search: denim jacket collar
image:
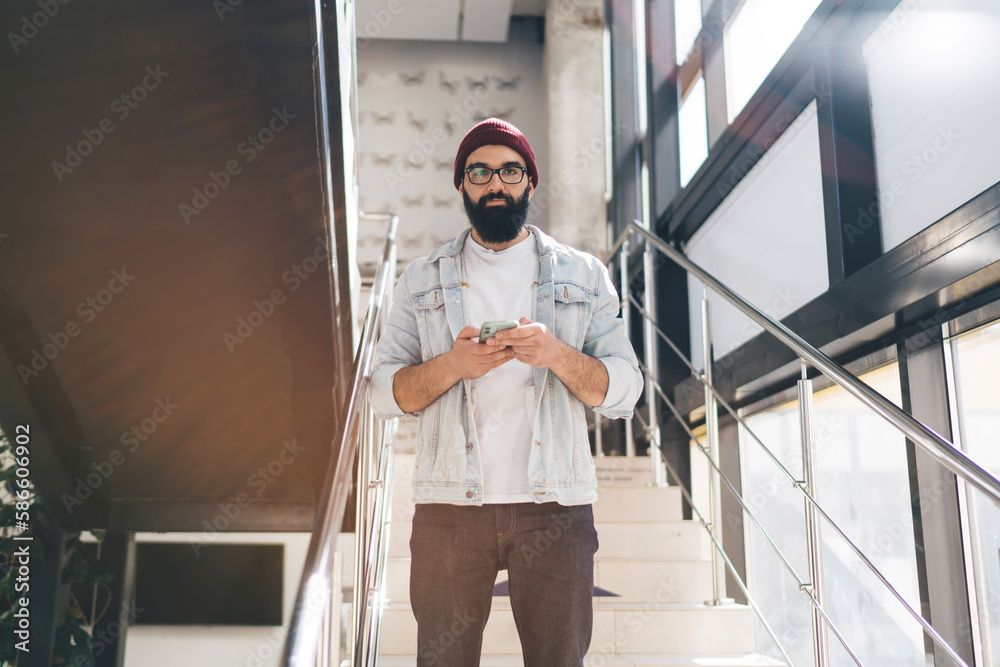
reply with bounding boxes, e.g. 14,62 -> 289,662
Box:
429,225 -> 560,350
425,224 -> 561,262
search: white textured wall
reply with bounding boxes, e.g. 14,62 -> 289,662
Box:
864,0 -> 1000,251
355,21 -> 546,271
686,101 -> 828,372
543,0 -> 608,256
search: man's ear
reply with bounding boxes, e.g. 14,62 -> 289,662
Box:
458,182 -> 464,197
527,182 -> 534,199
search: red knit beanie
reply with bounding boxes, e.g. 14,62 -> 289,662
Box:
453,118 -> 539,190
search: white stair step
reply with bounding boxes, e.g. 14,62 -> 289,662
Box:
595,558 -> 713,601
387,520 -> 411,558
378,599 -> 754,655
594,456 -> 654,487
594,486 -> 683,522
593,521 -> 708,558
383,557 -> 714,603
376,654 -> 784,666
387,519 -> 708,559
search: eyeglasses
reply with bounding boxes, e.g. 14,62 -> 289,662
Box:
464,165 -> 526,185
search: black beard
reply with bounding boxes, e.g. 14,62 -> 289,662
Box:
462,187 -> 531,244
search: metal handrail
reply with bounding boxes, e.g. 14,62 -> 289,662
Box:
281,214 -> 398,667
633,286 -> 979,665
613,220 -> 1000,505
633,298 -> 974,667
608,219 -> 995,666
637,355 -> 969,667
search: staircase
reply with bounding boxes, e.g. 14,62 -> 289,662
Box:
373,452 -> 784,666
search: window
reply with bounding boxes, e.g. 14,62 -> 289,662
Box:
684,101 -> 827,373
675,0 -> 703,64
864,0 -> 1000,250
678,76 -> 709,187
725,0 -> 823,122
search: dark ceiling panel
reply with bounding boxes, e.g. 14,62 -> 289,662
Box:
0,0 -> 349,528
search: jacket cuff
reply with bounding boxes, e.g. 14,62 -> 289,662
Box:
369,363 -> 407,418
596,356 -> 642,418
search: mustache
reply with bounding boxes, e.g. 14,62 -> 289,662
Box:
482,192 -> 512,205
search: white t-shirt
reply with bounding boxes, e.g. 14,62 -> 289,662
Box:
462,230 -> 538,503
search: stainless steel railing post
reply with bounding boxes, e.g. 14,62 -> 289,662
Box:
702,289 -> 731,605
799,360 -> 829,666
371,429 -> 394,663
331,551 -> 342,666
620,238 -> 636,458
643,239 -> 666,484
321,590 -> 333,667
350,412 -> 369,665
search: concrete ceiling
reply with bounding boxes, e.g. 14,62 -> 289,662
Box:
355,0 -> 545,43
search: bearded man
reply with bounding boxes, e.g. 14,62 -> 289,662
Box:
369,118 -> 642,666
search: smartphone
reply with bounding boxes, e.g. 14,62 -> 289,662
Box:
478,320 -> 518,344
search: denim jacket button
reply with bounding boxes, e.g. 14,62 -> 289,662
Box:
465,491 -> 474,499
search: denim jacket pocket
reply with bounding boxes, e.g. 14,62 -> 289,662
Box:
412,288 -> 448,360
553,281 -> 594,349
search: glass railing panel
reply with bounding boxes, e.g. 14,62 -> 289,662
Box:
949,318 -> 1000,664
812,362 -> 924,666
740,361 -> 926,666
741,398 -> 814,665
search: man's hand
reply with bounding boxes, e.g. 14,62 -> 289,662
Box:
487,317 -> 569,370
488,317 -> 610,407
445,325 -> 516,379
392,325 -> 514,413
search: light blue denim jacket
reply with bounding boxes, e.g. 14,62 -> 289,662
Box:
369,225 -> 642,506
